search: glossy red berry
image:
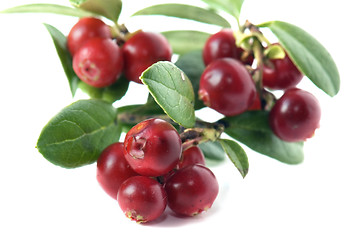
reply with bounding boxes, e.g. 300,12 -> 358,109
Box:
248,92 -> 262,111
262,45 -> 303,90
67,17 -> 111,56
96,142 -> 138,199
269,88 -> 321,142
179,146 -> 205,169
165,164 -> 219,216
73,38 -> 124,88
117,176 -> 167,223
203,29 -> 238,66
122,31 -> 172,84
199,58 -> 257,116
123,118 -> 182,176
203,29 -> 253,66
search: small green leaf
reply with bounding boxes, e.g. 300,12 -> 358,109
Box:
175,50 -> 205,110
219,139 -> 249,178
44,23 -> 79,97
162,30 -> 210,55
0,3 -> 94,17
70,0 -> 122,22
140,61 -> 195,128
201,0 -> 244,21
264,44 -> 285,59
223,111 -> 304,164
132,4 -> 230,28
198,141 -> 225,161
78,74 -> 129,103
259,21 -> 340,97
37,99 -> 121,168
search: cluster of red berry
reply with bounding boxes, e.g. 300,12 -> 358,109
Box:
67,17 -> 172,87
97,118 -> 219,223
66,16 -> 321,223
199,29 -> 321,142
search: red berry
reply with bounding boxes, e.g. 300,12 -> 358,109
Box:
117,176 -> 167,223
202,29 -> 253,66
165,164 -> 219,216
203,29 -> 238,66
96,142 -> 138,200
269,88 -> 321,142
199,58 -> 257,116
67,17 -> 111,56
73,38 -> 124,88
262,45 -> 303,90
248,92 -> 262,111
123,118 -> 182,176
122,31 -> 172,84
179,146 -> 205,169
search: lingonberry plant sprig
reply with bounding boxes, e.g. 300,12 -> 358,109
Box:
1,0 -> 340,223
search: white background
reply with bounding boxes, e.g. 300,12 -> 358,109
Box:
0,0 -> 360,239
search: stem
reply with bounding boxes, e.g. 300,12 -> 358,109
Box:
180,126 -> 224,151
111,23 -> 129,46
252,39 -> 264,94
117,112 -> 174,126
239,20 -> 277,110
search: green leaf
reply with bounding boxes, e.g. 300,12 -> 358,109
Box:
140,61 -> 196,128
198,141 -> 225,161
201,0 -> 244,21
259,21 -> 340,97
132,4 -> 230,28
44,23 -> 79,97
78,74 -> 129,103
116,102 -> 166,133
219,139 -> 249,178
37,99 -> 121,168
70,0 -> 122,22
0,3 -> 94,17
175,50 -> 205,110
264,44 -> 285,59
223,111 -> 304,164
162,30 -> 210,55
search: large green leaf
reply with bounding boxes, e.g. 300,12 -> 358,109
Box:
201,0 -> 244,21
132,4 -> 230,28
162,30 -> 210,55
223,111 -> 304,164
44,23 -> 79,97
175,50 -> 205,110
0,3 -> 94,17
37,99 -> 121,168
140,61 -> 195,128
259,21 -> 340,97
70,0 -> 122,22
219,139 -> 249,178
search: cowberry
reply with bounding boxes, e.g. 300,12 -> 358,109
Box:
269,88 -> 321,142
262,44 -> 303,90
96,142 -> 138,199
67,17 -> 111,56
178,146 -> 205,169
202,29 -> 253,66
199,58 -> 257,116
72,38 -> 124,88
165,164 -> 219,216
117,176 -> 167,223
122,31 -> 172,84
123,118 -> 182,176
248,92 -> 262,111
